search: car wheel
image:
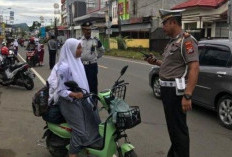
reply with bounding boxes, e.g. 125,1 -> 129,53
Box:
217,95 -> 232,130
152,76 -> 161,99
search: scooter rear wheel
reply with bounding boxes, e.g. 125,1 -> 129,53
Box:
46,132 -> 68,157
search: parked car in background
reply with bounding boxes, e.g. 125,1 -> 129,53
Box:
149,39 -> 232,129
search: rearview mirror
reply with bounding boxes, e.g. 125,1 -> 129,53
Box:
120,65 -> 128,76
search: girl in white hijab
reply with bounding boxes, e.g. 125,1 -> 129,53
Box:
56,38 -> 100,157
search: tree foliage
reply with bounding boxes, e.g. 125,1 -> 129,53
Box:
29,21 -> 41,32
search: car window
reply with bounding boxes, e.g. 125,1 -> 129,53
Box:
199,45 -> 231,67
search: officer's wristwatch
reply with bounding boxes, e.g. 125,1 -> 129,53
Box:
183,94 -> 192,100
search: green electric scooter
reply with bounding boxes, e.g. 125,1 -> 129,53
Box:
43,65 -> 141,157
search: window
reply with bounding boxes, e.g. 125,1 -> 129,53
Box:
199,45 -> 231,67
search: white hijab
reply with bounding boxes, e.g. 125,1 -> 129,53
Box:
57,38 -> 90,92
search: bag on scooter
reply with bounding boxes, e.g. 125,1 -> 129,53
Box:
32,82 -> 49,116
110,98 -> 141,129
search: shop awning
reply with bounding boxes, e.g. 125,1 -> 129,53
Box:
73,12 -> 105,24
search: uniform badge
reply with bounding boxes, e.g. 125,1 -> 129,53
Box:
185,41 -> 194,54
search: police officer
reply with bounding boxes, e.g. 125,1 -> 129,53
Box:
80,21 -> 105,95
146,9 -> 199,157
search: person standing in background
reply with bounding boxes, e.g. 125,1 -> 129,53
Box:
13,39 -> 19,56
48,35 -> 57,69
38,44 -> 45,66
80,21 -> 105,95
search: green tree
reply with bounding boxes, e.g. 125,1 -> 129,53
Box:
29,21 -> 41,32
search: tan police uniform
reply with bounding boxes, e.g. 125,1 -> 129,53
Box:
159,31 -> 199,81
158,9 -> 199,157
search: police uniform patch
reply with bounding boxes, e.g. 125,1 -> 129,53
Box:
185,41 -> 194,54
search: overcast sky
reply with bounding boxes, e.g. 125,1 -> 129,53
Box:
0,0 -> 61,26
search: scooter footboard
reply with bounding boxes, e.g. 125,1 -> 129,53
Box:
121,143 -> 135,157
47,122 -> 71,139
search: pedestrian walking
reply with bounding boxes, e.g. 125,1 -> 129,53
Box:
13,39 -> 19,56
48,35 -> 57,69
80,21 -> 105,95
145,9 -> 199,157
38,44 -> 45,66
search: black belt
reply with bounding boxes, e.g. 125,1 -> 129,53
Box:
159,79 -> 176,87
160,78 -> 175,81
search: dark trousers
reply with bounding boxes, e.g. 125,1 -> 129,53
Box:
161,87 -> 189,157
49,50 -> 56,69
84,63 -> 98,95
42,105 -> 65,124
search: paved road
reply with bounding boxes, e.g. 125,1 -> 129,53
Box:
0,45 -> 231,157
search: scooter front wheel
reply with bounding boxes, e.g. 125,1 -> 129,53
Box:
124,150 -> 137,157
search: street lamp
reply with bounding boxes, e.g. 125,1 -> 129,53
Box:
53,3 -> 60,39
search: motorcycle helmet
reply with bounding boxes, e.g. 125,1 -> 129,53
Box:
1,46 -> 9,55
2,42 -> 6,46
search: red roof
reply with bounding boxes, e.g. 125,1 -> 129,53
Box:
172,0 -> 227,10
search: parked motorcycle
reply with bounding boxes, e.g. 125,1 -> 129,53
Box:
26,49 -> 39,67
0,56 -> 35,90
43,65 -> 140,157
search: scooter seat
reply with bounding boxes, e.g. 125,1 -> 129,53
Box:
86,137 -> 104,150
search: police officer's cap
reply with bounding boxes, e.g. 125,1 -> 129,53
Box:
81,21 -> 93,29
159,9 -> 185,24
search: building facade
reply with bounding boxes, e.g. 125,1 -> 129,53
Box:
61,0 -> 228,50
173,0 -> 228,39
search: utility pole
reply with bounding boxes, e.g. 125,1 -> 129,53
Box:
228,0 -> 232,41
54,17 -> 58,39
